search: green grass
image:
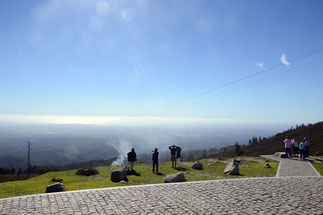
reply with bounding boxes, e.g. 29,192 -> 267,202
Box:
0,157 -> 278,199
312,163 -> 323,175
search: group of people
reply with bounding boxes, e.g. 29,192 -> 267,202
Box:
126,145 -> 183,173
168,145 -> 182,168
284,136 -> 310,160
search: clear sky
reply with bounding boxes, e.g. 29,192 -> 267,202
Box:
0,0 -> 323,125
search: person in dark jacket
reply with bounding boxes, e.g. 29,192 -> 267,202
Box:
176,146 -> 182,167
127,148 -> 137,170
169,145 -> 177,168
152,148 -> 159,173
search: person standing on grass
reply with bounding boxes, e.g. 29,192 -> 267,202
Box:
152,148 -> 159,173
299,141 -> 305,160
176,146 -> 182,168
169,145 -> 177,168
284,136 -> 292,159
292,139 -> 299,158
127,148 -> 137,170
304,137 -> 310,157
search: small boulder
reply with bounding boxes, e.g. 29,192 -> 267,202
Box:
274,152 -> 286,158
111,169 -> 128,182
46,182 -> 65,193
264,163 -> 272,168
192,161 -> 203,170
236,158 -> 245,163
224,159 -> 240,175
164,172 -> 186,183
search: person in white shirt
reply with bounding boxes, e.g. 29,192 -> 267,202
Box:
292,139 -> 299,158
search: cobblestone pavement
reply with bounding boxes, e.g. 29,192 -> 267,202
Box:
1,176 -> 323,215
260,155 -> 321,177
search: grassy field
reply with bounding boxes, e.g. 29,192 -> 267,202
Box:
0,157 -> 278,199
312,163 -> 323,175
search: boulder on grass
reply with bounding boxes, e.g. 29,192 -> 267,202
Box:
224,159 -> 239,175
192,161 -> 203,170
46,182 -> 65,193
76,168 -> 99,176
111,169 -> 128,182
164,172 -> 186,183
236,158 -> 245,163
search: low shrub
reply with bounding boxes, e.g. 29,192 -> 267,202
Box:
76,168 -> 99,176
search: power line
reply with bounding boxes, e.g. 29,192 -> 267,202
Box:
110,46 -> 323,126
151,56 -> 323,118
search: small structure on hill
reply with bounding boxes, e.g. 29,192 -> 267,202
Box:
192,160 -> 203,170
224,159 -> 240,175
164,172 -> 186,183
76,168 -> 99,176
46,182 -> 65,193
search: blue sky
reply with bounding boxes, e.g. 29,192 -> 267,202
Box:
0,0 -> 323,124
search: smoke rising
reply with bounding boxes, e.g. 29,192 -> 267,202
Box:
111,139 -> 132,165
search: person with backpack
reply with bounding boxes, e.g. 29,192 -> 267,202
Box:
127,148 -> 137,170
169,145 -> 177,168
152,148 -> 159,173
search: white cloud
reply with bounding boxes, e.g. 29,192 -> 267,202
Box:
281,53 -> 290,66
96,1 -> 110,16
120,9 -> 134,23
89,16 -> 104,31
255,62 -> 264,69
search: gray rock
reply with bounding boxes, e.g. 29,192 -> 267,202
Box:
192,162 -> 203,170
274,152 -> 286,158
237,158 -> 245,163
224,159 -> 240,175
111,169 -> 128,182
46,182 -> 65,193
164,172 -> 186,183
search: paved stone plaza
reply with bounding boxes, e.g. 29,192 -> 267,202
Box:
260,155 -> 321,177
0,157 -> 322,214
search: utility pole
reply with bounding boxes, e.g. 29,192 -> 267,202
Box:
26,141 -> 31,174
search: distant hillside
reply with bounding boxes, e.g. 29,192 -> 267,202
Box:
211,121 -> 323,158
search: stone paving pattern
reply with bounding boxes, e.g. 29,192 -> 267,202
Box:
1,176 -> 323,215
260,155 -> 320,177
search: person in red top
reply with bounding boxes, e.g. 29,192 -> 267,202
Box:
284,136 -> 292,159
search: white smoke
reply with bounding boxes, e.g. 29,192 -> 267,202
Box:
111,139 -> 132,165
